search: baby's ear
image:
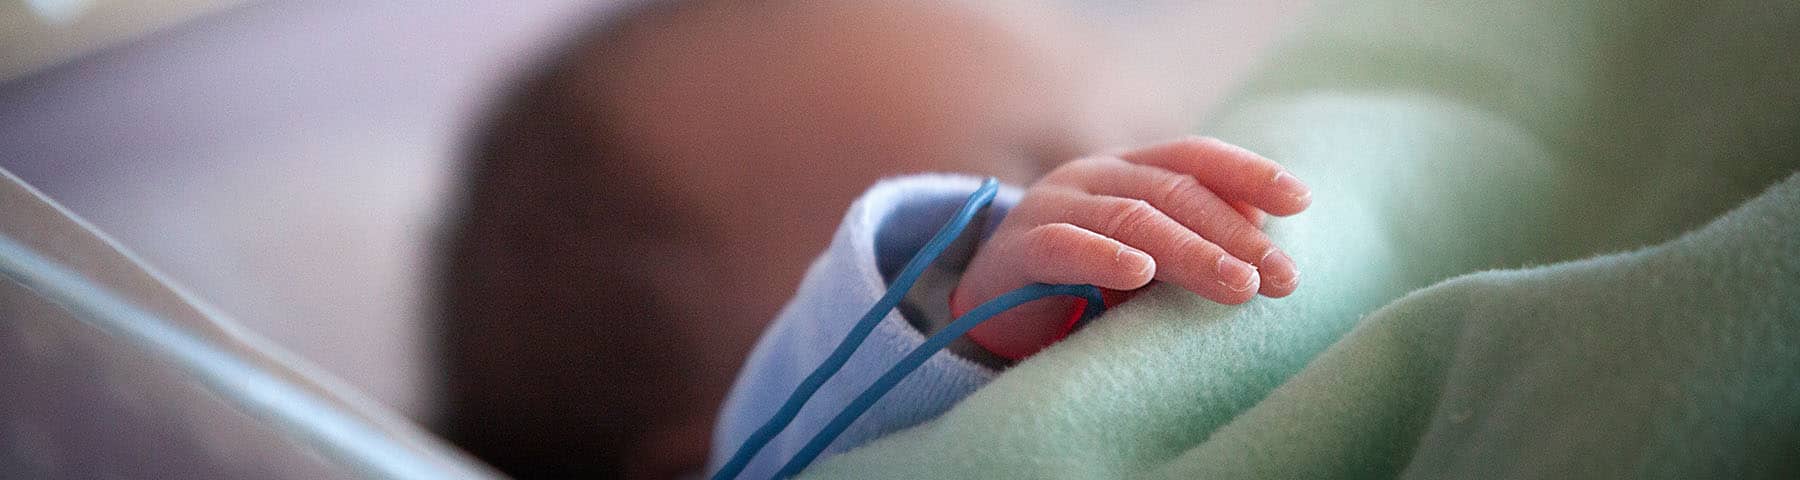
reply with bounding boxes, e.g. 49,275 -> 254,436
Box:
1229,200 -> 1265,227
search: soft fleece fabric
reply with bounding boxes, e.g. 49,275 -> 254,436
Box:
782,0 -> 1800,478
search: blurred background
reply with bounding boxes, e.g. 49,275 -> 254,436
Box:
0,0 -> 1303,477
2,0 -> 613,419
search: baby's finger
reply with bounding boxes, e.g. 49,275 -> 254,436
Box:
1230,200 -> 1265,228
1037,189 -> 1260,304
1050,157 -> 1266,227
1075,162 -> 1301,297
1119,136 -> 1312,216
1012,223 -> 1156,290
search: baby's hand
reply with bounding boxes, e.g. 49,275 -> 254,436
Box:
953,137 -> 1312,361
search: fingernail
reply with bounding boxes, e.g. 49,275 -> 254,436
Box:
1260,249 -> 1299,288
1275,270 -> 1299,288
1215,255 -> 1257,292
1118,248 -> 1154,276
1272,171 -> 1311,203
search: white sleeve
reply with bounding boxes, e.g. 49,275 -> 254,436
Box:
706,174 -> 1021,479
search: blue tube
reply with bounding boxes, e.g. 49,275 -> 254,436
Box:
774,282 -> 1103,478
710,178 -> 1003,480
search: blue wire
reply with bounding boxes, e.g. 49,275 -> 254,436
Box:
710,178 -> 1003,480
774,282 -> 1103,478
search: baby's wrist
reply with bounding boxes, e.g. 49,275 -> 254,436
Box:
954,286 -> 1137,362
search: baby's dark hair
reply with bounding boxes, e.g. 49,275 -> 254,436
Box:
432,2 -> 714,477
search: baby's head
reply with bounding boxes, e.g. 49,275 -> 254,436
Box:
437,1 -> 1190,476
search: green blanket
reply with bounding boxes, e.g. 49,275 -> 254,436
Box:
801,1 -> 1800,478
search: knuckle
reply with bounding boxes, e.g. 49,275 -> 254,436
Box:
1161,234 -> 1199,261
1160,236 -> 1224,288
1167,235 -> 1214,269
1152,174 -> 1206,209
1104,198 -> 1161,238
1041,162 -> 1084,185
1040,166 -> 1078,185
1021,224 -> 1073,258
1049,156 -> 1124,184
1219,220 -> 1269,254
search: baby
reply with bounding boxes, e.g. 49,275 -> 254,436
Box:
438,1 -> 1305,478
